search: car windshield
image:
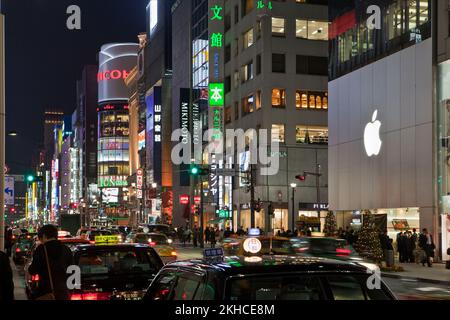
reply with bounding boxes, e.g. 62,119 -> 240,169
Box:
257,239 -> 296,255
148,226 -> 169,233
226,274 -> 391,300
135,234 -> 168,244
89,230 -> 112,237
78,249 -> 158,277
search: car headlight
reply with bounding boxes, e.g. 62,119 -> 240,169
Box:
167,239 -> 173,244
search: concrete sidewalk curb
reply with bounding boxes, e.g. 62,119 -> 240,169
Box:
381,272 -> 450,286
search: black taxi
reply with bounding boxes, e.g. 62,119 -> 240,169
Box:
143,248 -> 396,301
71,243 -> 164,300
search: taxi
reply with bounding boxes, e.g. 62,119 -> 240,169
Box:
70,242 -> 164,300
143,246 -> 396,301
125,232 -> 177,264
11,233 -> 36,264
222,229 -> 296,256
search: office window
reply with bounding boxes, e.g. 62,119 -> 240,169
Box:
256,54 -> 261,75
296,91 -> 328,110
225,76 -> 231,94
242,94 -> 254,116
272,124 -> 285,143
296,55 -> 327,75
234,38 -> 239,56
225,44 -> 231,63
243,28 -> 254,49
242,0 -> 254,17
234,5 -> 239,24
225,106 -> 232,124
241,61 -> 253,83
256,20 -> 262,39
272,54 -> 286,73
296,20 -> 308,38
235,102 -> 239,120
256,90 -> 262,110
307,21 -> 328,40
225,13 -> 231,32
272,89 -> 286,108
272,17 -> 285,36
234,71 -> 240,88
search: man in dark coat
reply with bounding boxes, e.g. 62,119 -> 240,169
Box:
28,225 -> 73,300
204,227 -> 210,245
0,250 -> 14,301
418,228 -> 435,267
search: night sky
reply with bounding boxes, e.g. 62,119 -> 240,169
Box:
2,0 -> 149,173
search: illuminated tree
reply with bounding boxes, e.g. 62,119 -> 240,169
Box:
323,211 -> 337,237
354,211 -> 383,263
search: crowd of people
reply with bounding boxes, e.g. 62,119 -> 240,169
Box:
396,228 -> 435,267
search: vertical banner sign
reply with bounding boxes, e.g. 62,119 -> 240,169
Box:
208,0 -> 225,206
137,169 -> 143,199
146,87 -> 162,185
180,89 -> 191,186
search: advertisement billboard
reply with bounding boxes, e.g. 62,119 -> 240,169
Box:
98,43 -> 139,103
102,188 -> 119,204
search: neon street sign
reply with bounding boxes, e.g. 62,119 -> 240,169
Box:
209,83 -> 224,106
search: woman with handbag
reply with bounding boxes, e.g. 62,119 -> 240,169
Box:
28,225 -> 74,300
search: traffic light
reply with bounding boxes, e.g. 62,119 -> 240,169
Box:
189,165 -> 209,176
295,174 -> 306,181
10,207 -> 16,213
26,175 -> 35,182
190,165 -> 200,175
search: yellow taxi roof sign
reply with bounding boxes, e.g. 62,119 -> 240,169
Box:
94,235 -> 120,245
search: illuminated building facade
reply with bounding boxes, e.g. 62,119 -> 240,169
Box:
97,43 -> 139,223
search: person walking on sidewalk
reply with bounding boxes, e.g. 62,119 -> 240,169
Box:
204,227 -> 210,245
210,227 -> 217,248
0,250 -> 14,301
193,226 -> 199,248
28,225 -> 74,300
418,228 -> 435,267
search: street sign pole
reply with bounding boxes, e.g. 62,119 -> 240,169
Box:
0,12 -> 5,251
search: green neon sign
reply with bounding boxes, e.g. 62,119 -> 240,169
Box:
209,83 -> 224,106
210,32 -> 223,48
211,5 -> 223,21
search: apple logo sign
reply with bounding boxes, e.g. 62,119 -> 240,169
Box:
364,110 -> 382,157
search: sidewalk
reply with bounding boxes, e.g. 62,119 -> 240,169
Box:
10,259 -> 28,300
382,262 -> 450,285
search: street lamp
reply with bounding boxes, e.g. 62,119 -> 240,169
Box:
290,183 -> 297,232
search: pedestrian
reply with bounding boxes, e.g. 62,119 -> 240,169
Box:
218,229 -> 224,244
5,227 -> 12,257
204,227 -> 210,245
223,227 -> 232,238
418,228 -> 435,267
28,224 -> 74,300
193,226 -> 199,248
0,250 -> 14,301
210,227 -> 217,248
396,232 -> 405,263
177,226 -> 184,243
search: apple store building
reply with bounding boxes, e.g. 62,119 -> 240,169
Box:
327,0 -> 449,259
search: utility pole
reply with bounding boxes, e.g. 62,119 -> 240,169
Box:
250,164 -> 255,228
0,11 -> 5,251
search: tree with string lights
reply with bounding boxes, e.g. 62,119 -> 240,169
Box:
354,210 -> 383,263
323,211 -> 337,237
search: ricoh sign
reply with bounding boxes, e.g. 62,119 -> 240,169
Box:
98,43 -> 139,103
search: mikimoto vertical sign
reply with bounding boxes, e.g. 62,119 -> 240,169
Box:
4,176 -> 14,206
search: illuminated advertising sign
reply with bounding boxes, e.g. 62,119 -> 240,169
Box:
138,130 -> 146,150
146,87 -> 162,184
194,195 -> 201,205
102,188 -> 119,204
148,0 -> 158,36
179,195 -> 189,205
98,43 -> 139,103
137,168 -> 144,190
208,83 -> 224,106
98,176 -> 128,188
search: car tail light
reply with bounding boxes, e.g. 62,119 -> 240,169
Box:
148,241 -> 156,246
15,248 -> 21,253
296,247 -> 309,252
70,292 -> 111,300
336,248 -> 351,256
31,274 -> 39,282
89,241 -> 95,244
171,251 -> 177,256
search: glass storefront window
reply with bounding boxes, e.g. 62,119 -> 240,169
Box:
272,209 -> 288,234
296,125 -> 328,144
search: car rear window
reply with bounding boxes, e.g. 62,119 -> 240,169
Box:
258,239 -> 296,255
77,249 -> 160,277
227,274 -> 324,300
